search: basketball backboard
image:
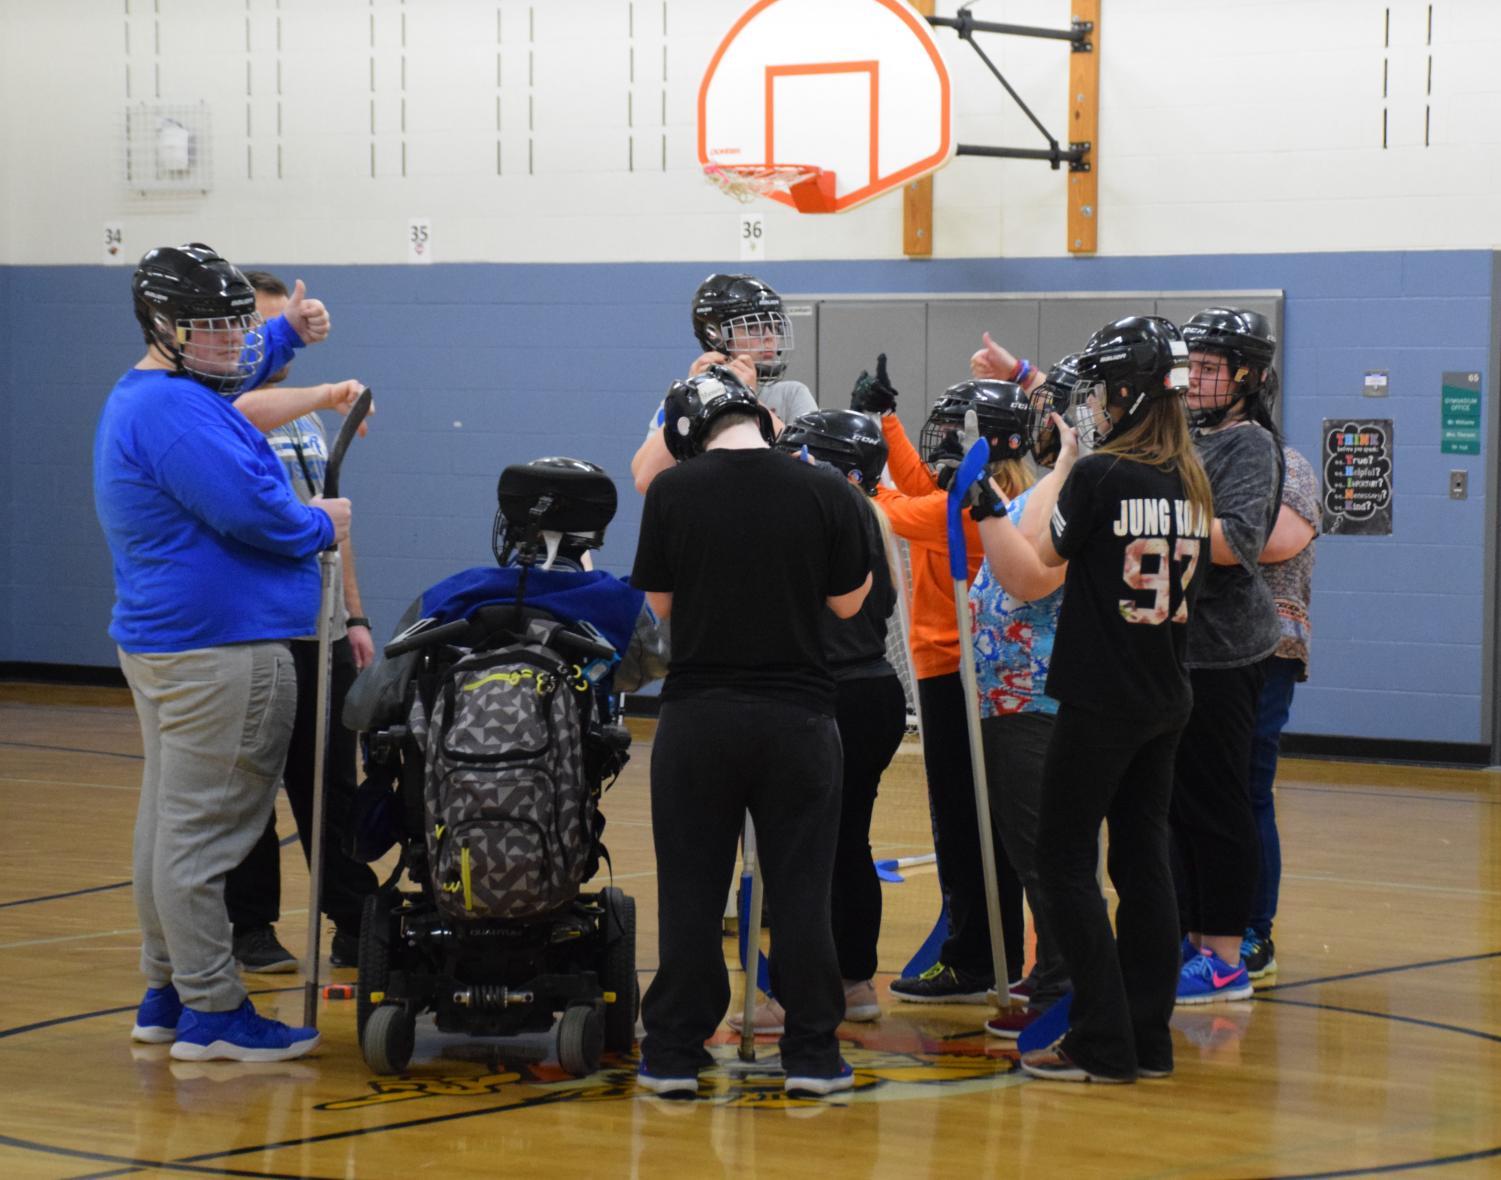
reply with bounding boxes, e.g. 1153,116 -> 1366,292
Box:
698,0 -> 955,214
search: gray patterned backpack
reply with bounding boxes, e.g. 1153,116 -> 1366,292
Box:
419,623 -> 597,921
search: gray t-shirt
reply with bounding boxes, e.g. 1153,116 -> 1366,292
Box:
647,379 -> 817,435
759,379 -> 818,425
1187,421 -> 1281,668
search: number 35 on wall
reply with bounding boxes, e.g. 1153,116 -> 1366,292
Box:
408,217 -> 433,265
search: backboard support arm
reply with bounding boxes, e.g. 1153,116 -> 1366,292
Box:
906,1 -> 1099,255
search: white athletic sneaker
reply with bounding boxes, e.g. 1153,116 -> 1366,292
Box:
726,996 -> 786,1035
842,979 -> 880,1022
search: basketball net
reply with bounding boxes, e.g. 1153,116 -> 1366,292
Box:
702,163 -> 837,214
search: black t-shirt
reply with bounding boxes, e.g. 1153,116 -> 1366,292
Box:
631,448 -> 871,714
1044,453 -> 1211,720
818,487 -> 896,682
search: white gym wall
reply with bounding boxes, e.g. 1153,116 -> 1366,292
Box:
3,0 -> 1500,265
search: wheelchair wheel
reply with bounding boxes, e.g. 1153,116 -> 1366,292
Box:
363,1004 -> 415,1075
598,887 -> 638,1054
556,1004 -> 604,1077
356,893 -> 391,1042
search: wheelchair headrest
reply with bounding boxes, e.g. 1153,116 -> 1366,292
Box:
497,458 -> 617,535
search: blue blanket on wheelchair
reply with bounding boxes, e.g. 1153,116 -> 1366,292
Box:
419,566 -> 644,658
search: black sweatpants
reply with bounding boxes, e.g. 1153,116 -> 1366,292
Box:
980,710 -> 1072,1007
829,674 -> 907,982
224,637 -> 378,936
1036,702 -> 1184,1079
916,673 -> 1025,981
1171,662 -> 1266,939
642,695 -> 844,1077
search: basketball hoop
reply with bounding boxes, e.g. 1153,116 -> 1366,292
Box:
703,162 -> 838,214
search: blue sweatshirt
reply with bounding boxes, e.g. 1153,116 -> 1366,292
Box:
93,320 -> 334,652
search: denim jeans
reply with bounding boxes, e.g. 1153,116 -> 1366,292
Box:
1247,657 -> 1300,938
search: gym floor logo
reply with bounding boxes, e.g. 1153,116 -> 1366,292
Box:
317,1039 -> 1024,1113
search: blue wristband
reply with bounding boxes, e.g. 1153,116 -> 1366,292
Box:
1014,359 -> 1033,385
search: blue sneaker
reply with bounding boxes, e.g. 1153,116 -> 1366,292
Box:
1176,948 -> 1252,1005
131,984 -> 182,1043
784,1059 -> 855,1097
1181,935 -> 1198,965
636,1062 -> 698,1098
169,999 -> 320,1062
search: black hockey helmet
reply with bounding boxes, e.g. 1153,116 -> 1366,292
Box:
774,409 -> 888,494
919,379 -> 1033,470
1027,354 -> 1082,467
1180,306 -> 1278,429
691,273 -> 793,380
493,456 -> 618,568
132,243 -> 265,395
661,365 -> 775,461
1071,316 -> 1189,448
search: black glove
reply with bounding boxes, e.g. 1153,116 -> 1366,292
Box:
851,353 -> 899,414
964,476 -> 1010,521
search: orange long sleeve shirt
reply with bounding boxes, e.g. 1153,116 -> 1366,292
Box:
874,414 -> 981,681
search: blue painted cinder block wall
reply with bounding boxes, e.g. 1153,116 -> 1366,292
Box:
2,251 -> 1489,745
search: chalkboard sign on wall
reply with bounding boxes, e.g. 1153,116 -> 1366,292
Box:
1321,419 -> 1393,536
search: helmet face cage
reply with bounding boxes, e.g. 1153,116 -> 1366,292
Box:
168,313 -> 266,394
722,310 -> 793,381
919,397 -> 970,468
1070,382 -> 1115,451
1027,380 -> 1071,467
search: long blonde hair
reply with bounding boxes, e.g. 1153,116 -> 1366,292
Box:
990,456 -> 1036,500
1096,396 -> 1214,529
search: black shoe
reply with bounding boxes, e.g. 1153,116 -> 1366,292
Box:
889,961 -> 992,1004
233,926 -> 298,974
329,928 -> 359,968
1240,929 -> 1277,979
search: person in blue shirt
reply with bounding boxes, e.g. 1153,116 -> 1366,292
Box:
95,243 -> 347,1063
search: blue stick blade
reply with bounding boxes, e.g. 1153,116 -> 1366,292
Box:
945,437 -> 990,579
901,900 -> 951,978
1017,991 -> 1072,1053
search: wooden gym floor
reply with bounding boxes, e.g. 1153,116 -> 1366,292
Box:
1,682 -> 1499,1179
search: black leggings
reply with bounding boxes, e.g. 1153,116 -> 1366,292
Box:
916,673 -> 1025,981
829,674 -> 908,981
1037,702 -> 1183,1079
1171,662 -> 1266,938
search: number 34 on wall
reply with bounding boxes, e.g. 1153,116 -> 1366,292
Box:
103,222 -> 125,266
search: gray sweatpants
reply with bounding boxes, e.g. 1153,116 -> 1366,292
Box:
120,642 -> 296,1011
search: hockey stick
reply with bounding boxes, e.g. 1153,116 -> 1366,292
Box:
882,520 -> 952,978
945,413 -> 1013,1009
737,813 -> 766,1062
873,852 -> 937,883
302,387 -> 374,1028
